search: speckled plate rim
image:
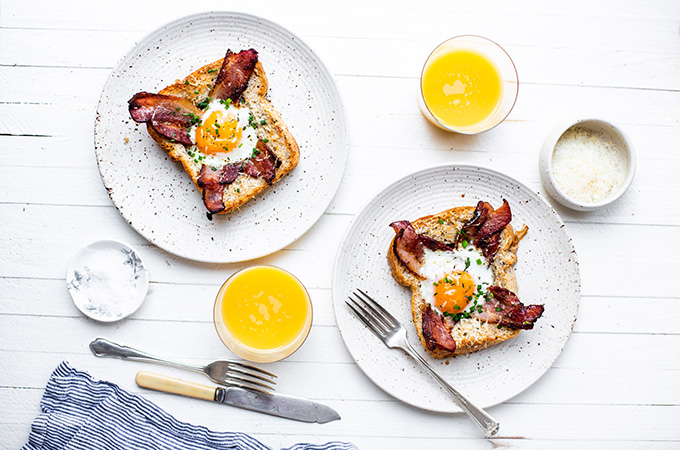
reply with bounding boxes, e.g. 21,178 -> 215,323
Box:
332,164 -> 581,413
94,11 -> 349,263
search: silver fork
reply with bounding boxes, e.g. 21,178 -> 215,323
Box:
346,289 -> 500,437
89,338 -> 276,395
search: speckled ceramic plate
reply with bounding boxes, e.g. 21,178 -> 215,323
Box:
95,12 -> 348,263
332,165 -> 580,413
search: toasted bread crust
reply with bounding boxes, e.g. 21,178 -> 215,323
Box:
388,206 -> 528,358
146,57 -> 299,214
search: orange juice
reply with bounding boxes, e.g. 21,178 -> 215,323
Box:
214,266 -> 312,362
421,48 -> 503,129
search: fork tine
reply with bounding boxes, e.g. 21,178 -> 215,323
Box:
350,292 -> 392,333
226,361 -> 277,379
356,289 -> 398,327
223,374 -> 275,392
222,380 -> 274,396
350,295 -> 391,336
225,364 -> 277,385
346,298 -> 387,338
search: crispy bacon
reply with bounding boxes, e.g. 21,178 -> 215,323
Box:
197,140 -> 279,219
197,164 -> 240,218
390,221 -> 425,276
211,49 -> 258,102
128,92 -> 199,145
389,221 -> 452,276
476,286 -> 544,330
243,141 -> 280,183
422,306 -> 457,352
458,200 -> 512,261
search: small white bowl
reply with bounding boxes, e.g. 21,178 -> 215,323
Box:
539,118 -> 636,211
66,240 -> 149,322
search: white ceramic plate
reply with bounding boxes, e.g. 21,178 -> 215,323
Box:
95,12 -> 348,263
332,165 -> 580,413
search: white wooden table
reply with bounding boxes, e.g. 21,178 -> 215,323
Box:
2,1 -> 679,448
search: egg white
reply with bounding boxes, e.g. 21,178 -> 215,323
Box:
188,99 -> 259,167
419,244 -> 493,315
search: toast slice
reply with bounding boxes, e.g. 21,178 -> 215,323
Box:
129,49 -> 299,218
388,201 -> 543,358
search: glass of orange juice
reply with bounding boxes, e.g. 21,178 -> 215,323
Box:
213,266 -> 312,363
419,35 -> 518,134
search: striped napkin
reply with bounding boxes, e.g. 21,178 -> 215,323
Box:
23,362 -> 356,450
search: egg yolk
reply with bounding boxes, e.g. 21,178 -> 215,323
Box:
195,109 -> 241,156
434,271 -> 475,314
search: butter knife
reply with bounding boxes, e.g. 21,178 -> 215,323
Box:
136,371 -> 340,423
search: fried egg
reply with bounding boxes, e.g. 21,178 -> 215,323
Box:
419,243 -> 493,317
188,99 -> 259,167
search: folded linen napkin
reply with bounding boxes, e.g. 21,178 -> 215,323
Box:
23,362 -> 356,450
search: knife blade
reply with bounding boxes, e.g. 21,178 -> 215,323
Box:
135,371 -> 340,424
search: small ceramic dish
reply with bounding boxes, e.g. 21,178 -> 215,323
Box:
539,118 -> 636,211
66,240 -> 149,322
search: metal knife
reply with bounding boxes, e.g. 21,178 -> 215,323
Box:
135,371 -> 340,424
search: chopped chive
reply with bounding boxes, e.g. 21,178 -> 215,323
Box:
184,80 -> 190,85
476,259 -> 482,265
262,138 -> 269,143
438,219 -> 444,224
260,119 -> 266,125
461,240 -> 468,248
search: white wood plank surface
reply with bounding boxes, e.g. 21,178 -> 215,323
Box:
1,0 -> 679,449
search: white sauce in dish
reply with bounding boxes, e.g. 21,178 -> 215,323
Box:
551,126 -> 627,204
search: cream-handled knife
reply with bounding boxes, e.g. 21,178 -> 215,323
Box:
135,371 -> 340,423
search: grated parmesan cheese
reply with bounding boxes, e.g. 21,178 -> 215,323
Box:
551,126 -> 626,204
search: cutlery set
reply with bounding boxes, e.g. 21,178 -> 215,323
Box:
89,338 -> 339,424
91,287 -> 499,435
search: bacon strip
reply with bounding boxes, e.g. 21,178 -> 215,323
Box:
211,49 -> 259,102
458,200 -> 512,261
243,141 -> 280,183
422,306 -> 457,352
476,286 -> 545,330
389,221 -> 452,276
128,92 -> 200,145
197,164 -> 240,217
197,141 -> 279,218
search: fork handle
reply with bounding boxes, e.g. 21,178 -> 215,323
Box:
403,343 -> 500,437
89,338 -> 200,372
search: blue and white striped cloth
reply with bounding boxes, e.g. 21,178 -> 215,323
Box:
23,362 -> 357,450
